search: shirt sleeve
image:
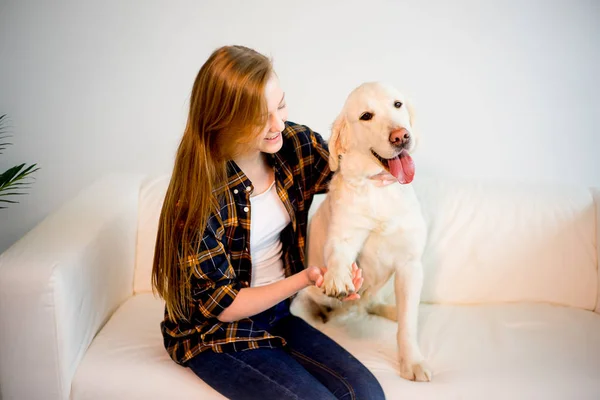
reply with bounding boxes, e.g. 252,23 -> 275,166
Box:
307,127 -> 333,195
186,223 -> 241,320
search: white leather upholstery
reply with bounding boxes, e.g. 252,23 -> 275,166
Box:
71,294 -> 224,400
1,172 -> 599,399
0,173 -> 145,400
71,293 -> 600,400
134,173 -> 170,294
413,178 -> 597,308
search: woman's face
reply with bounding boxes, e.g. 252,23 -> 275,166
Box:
253,74 -> 288,155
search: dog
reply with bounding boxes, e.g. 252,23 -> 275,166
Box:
302,81 -> 431,382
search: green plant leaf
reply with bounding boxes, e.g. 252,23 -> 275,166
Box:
0,192 -> 30,197
0,163 -> 40,204
0,198 -> 19,210
0,113 -> 11,154
0,136 -> 11,154
0,114 -> 40,209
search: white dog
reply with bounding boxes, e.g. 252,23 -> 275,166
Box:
303,82 -> 431,382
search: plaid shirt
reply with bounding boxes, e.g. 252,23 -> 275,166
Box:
161,121 -> 332,365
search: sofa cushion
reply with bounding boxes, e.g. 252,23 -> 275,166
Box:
412,177 -> 597,308
71,293 -> 600,399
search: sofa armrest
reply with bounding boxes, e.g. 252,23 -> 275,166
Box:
0,172 -> 146,400
593,188 -> 600,315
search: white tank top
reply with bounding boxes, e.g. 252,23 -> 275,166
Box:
249,180 -> 290,287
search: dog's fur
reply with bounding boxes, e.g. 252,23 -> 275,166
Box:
303,82 -> 431,381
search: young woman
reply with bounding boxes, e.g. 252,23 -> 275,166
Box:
152,45 -> 388,399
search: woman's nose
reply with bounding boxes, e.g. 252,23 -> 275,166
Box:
270,114 -> 285,132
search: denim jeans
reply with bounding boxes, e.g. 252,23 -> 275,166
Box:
187,300 -> 386,400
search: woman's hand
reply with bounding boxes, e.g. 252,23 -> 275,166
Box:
305,262 -> 364,301
369,170 -> 397,187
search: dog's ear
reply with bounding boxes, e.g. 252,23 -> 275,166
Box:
328,114 -> 348,171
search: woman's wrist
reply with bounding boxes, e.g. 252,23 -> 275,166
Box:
289,268 -> 311,290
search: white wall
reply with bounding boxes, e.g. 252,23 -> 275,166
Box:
0,0 -> 599,253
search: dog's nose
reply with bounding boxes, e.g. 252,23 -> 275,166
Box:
390,128 -> 410,145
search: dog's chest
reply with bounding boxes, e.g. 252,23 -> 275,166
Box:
361,185 -> 419,233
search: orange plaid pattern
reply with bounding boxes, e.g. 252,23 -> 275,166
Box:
161,121 -> 332,365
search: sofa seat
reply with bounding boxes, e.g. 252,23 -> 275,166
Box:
71,293 -> 600,400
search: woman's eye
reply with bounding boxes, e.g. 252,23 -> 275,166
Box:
360,112 -> 373,121
394,101 -> 403,108
278,103 -> 287,110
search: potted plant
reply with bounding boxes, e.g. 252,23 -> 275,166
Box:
0,114 -> 39,209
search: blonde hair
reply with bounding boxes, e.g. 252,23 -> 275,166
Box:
152,45 -> 273,321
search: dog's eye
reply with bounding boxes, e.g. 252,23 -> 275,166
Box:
359,112 -> 373,121
394,101 -> 403,109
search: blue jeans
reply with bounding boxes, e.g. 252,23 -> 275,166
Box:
187,300 -> 386,399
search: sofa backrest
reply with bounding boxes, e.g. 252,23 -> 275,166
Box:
134,174 -> 170,294
134,174 -> 599,310
412,177 -> 597,309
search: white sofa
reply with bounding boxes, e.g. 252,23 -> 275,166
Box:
1,172 -> 599,400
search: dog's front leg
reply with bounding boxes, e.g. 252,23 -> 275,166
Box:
322,227 -> 369,299
395,261 -> 431,382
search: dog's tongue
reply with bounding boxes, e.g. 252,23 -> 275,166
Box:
388,150 -> 415,184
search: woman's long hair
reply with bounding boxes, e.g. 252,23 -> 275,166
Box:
152,45 -> 272,322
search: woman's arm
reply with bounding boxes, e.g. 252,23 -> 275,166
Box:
217,264 -> 363,322
217,269 -> 310,322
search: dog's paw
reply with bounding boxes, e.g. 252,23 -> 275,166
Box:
322,269 -> 355,299
399,358 -> 431,382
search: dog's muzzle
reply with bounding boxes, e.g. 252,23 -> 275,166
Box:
389,128 -> 411,149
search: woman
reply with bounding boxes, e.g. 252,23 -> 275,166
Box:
152,45 -> 388,399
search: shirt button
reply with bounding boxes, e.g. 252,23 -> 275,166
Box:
246,186 -> 252,192
243,206 -> 249,212
233,189 -> 239,194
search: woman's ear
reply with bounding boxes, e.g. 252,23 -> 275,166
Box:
328,114 -> 348,171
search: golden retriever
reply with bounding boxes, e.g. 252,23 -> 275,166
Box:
303,82 -> 431,382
